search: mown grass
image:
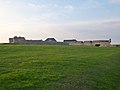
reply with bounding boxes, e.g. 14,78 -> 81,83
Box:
0,45 -> 120,90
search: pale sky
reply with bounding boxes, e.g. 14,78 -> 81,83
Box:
0,0 -> 120,43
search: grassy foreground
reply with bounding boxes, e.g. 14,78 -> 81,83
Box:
0,45 -> 120,90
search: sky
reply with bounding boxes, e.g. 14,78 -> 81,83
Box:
0,0 -> 120,43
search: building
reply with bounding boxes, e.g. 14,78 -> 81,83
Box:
84,41 -> 93,46
69,39 -> 111,46
64,39 -> 77,44
64,39 -> 111,46
111,44 -> 120,47
9,36 -> 43,44
9,36 -> 111,46
9,36 -> 66,45
69,41 -> 84,46
45,38 -> 57,42
9,36 -> 26,43
92,40 -> 111,46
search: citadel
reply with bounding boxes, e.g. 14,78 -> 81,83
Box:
9,36 -> 111,46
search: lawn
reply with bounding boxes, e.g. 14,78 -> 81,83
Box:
0,45 -> 120,90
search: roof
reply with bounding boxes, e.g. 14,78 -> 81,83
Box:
93,40 -> 110,42
70,41 -> 84,44
84,41 -> 92,42
45,38 -> 57,42
13,36 -> 25,40
64,39 -> 77,42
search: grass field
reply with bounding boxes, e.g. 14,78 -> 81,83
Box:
0,45 -> 120,90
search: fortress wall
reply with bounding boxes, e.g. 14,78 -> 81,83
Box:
69,41 -> 84,46
99,42 -> 111,46
24,40 -> 43,44
92,41 -> 111,46
9,36 -> 111,46
13,39 -> 26,43
84,41 -> 93,46
9,38 -> 14,43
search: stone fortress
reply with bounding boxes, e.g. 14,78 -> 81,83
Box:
9,36 -> 111,46
9,36 -> 67,45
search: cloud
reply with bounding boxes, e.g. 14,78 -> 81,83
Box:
28,3 -> 47,9
110,0 -> 120,3
61,19 -> 120,33
50,19 -> 120,43
0,0 -> 15,4
0,0 -> 120,44
64,5 -> 74,11
5,0 -> 11,4
79,0 -> 101,10
0,18 -> 120,43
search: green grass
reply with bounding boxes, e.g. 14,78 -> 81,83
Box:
0,45 -> 120,90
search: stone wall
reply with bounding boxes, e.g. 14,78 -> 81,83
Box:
69,41 -> 84,46
92,40 -> 111,46
68,40 -> 111,46
84,41 -> 93,46
9,36 -> 68,45
9,36 -> 111,46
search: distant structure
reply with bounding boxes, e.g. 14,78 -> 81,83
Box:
45,38 -> 57,42
9,36 -> 43,44
9,36 -> 66,45
64,39 -> 111,46
111,44 -> 120,47
9,36 -> 111,46
64,39 -> 77,43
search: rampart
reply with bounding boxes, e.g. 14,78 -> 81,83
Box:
9,36 -> 111,46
